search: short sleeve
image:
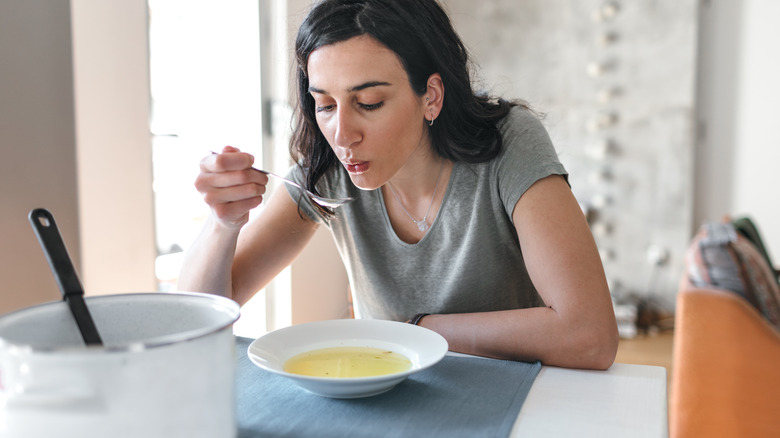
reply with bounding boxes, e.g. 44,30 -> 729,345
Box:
494,108 -> 568,219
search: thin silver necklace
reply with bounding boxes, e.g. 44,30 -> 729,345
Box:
387,162 -> 446,232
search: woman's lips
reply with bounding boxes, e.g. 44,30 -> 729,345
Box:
343,161 -> 369,174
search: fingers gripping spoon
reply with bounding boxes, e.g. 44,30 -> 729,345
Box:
209,151 -> 354,209
28,208 -> 103,346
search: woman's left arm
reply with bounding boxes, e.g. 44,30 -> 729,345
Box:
420,174 -> 619,369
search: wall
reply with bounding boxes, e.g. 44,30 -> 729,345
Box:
695,0 -> 780,261
731,0 -> 780,259
0,0 -> 81,314
0,0 -> 157,316
71,0 -> 157,295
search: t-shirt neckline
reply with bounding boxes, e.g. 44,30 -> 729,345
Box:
375,162 -> 458,247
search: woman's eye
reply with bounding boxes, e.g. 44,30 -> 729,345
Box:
315,104 -> 335,113
360,102 -> 384,111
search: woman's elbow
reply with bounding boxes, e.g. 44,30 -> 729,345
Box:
581,323 -> 619,370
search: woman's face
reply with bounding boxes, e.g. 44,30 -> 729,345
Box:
306,35 -> 430,190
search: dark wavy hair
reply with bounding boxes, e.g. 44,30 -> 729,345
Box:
291,0 -> 522,214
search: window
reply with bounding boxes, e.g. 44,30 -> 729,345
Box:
148,0 -> 288,336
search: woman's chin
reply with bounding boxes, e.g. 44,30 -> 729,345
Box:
348,175 -> 382,191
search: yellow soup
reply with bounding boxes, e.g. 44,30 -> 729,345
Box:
284,346 -> 412,378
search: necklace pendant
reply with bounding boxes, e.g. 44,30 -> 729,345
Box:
416,219 -> 429,232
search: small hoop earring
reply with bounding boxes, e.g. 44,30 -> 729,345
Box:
428,117 -> 434,127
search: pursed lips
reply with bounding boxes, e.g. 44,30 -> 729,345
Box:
342,160 -> 370,174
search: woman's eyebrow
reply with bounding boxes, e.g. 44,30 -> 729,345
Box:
308,81 -> 392,94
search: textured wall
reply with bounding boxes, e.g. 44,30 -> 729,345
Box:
445,0 -> 698,308
0,0 -> 81,314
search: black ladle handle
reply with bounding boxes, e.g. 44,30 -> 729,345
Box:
29,208 -> 103,346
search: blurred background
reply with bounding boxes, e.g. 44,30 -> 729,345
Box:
1,0 -> 778,341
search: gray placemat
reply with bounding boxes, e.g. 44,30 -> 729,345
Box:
234,336 -> 541,438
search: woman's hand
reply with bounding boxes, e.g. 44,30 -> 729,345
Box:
195,146 -> 269,229
182,146 -> 316,303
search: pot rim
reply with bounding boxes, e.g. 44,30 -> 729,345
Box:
0,291 -> 240,354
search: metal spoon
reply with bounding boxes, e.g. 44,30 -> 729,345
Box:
259,169 -> 354,209
210,151 -> 353,208
28,208 -> 103,346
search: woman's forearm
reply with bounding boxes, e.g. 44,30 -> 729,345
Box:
177,214 -> 243,299
420,306 -> 618,370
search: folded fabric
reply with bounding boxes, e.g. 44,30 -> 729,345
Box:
687,221 -> 780,330
234,337 -> 541,438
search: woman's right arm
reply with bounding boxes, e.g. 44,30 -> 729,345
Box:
177,147 -> 318,305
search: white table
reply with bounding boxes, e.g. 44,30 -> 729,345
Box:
237,338 -> 668,437
512,363 -> 668,437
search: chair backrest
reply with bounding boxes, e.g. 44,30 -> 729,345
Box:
671,283 -> 780,438
672,218 -> 780,437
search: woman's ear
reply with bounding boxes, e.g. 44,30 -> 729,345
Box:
424,73 -> 445,124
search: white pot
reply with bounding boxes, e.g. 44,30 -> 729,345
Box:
0,292 -> 240,438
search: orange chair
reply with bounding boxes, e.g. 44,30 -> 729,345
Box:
671,279 -> 780,437
671,219 -> 780,437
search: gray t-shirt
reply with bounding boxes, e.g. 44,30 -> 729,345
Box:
285,107 -> 567,321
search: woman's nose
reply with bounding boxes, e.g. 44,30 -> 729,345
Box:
333,109 -> 361,149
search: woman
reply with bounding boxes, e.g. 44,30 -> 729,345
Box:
179,0 -> 619,369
